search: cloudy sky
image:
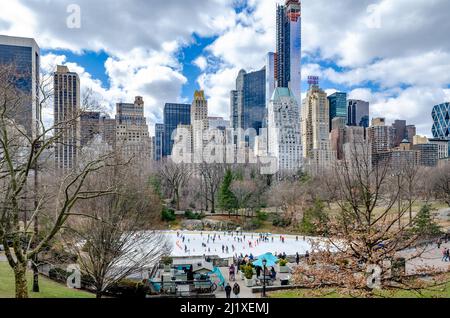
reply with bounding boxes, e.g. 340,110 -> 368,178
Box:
1,0 -> 449,136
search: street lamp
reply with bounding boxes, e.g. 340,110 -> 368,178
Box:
262,259 -> 267,298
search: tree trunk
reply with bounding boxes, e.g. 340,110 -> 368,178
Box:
14,262 -> 28,298
175,189 -> 180,210
32,258 -> 40,293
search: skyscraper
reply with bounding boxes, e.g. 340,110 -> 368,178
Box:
163,103 -> 191,157
328,92 -> 347,132
265,52 -> 276,109
230,68 -> 266,135
191,90 -> 209,162
392,119 -> 407,148
154,123 -> 165,161
275,0 -> 302,105
268,87 -> 302,174
80,111 -> 101,146
115,96 -> 152,161
301,77 -> 330,158
368,118 -> 394,165
301,77 -> 335,174
53,65 -> 80,170
0,35 -> 40,138
432,102 -> 450,140
348,99 -> 370,128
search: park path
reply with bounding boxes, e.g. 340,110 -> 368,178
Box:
400,241 -> 450,274
214,267 -> 260,299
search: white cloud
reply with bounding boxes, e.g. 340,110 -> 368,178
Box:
196,0 -> 450,136
2,0 -> 450,137
193,56 -> 208,71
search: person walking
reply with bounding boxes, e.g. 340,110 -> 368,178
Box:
305,250 -> 310,264
233,283 -> 241,298
229,264 -> 235,281
442,248 -> 448,262
296,252 -> 300,265
225,283 -> 232,299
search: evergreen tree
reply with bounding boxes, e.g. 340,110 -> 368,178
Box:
300,199 -> 329,235
411,205 -> 442,238
218,169 -> 237,217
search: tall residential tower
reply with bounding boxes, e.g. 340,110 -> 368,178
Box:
53,65 -> 80,170
275,0 -> 302,105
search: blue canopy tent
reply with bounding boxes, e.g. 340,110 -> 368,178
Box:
253,253 -> 279,267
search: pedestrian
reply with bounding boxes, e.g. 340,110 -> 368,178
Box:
225,283 -> 232,299
442,248 -> 448,262
256,266 -> 261,278
233,283 -> 240,298
229,264 -> 235,281
305,250 -> 310,264
296,252 -> 300,265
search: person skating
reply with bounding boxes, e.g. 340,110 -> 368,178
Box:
225,283 -> 232,298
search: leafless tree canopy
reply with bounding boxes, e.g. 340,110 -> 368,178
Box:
0,63 -> 122,298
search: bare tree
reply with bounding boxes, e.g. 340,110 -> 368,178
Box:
0,63 -> 118,298
157,159 -> 191,211
292,141 -> 442,294
231,179 -> 257,218
267,180 -> 307,226
198,163 -> 225,213
431,162 -> 450,207
64,164 -> 171,298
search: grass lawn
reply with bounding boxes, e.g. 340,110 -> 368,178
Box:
270,279 -> 450,298
0,258 -> 94,298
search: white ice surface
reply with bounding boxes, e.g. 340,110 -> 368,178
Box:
164,230 -> 325,258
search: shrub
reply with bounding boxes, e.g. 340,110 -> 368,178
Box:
242,264 -> 254,279
106,279 -> 150,298
161,256 -> 173,266
251,218 -> 262,229
185,210 -> 205,220
161,207 -> 176,222
278,259 -> 288,267
272,215 -> 291,227
256,211 -> 268,222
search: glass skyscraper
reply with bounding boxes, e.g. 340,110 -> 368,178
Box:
275,0 -> 302,105
432,102 -> 450,140
328,92 -> 347,132
163,103 -> 191,156
432,102 -> 450,157
348,99 -> 370,128
230,68 -> 266,134
154,123 -> 165,161
0,35 -> 40,138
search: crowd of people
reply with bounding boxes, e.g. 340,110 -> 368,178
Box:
175,230 -> 312,258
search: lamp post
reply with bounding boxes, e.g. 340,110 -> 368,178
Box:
262,259 -> 267,298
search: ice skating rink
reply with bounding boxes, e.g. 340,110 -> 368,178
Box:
165,230 -> 325,258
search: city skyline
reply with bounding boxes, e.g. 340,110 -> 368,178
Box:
1,0 -> 449,137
